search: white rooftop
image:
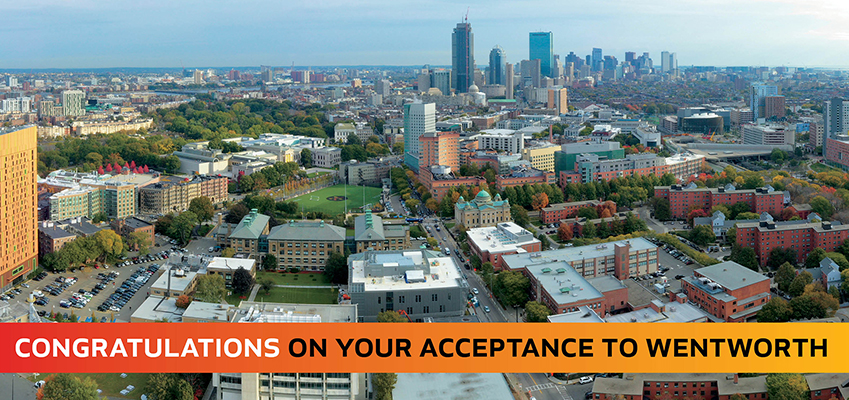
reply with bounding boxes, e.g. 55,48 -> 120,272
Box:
467,222 -> 539,255
206,257 -> 256,272
150,267 -> 198,293
350,250 -> 464,291
501,237 -> 657,270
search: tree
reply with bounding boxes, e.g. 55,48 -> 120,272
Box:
558,224 -> 573,241
689,225 -> 716,246
511,204 -> 529,227
653,198 -> 671,221
742,175 -> 765,190
805,248 -> 828,270
221,247 -> 236,258
92,229 -> 124,262
147,373 -> 193,400
686,209 -> 709,226
493,270 -> 530,308
300,148 -> 313,167
168,211 -> 199,244
194,274 -> 226,303
127,231 -> 152,255
373,373 -> 398,400
726,226 -> 737,244
525,301 -> 551,322
730,245 -> 758,271
730,202 -> 752,219
39,373 -> 103,400
810,196 -> 834,219
257,277 -> 275,295
377,310 -> 409,322
188,196 -> 215,222
710,205 -> 731,218
581,221 -> 597,238
232,267 -> 255,295
324,251 -> 348,284
765,374 -> 809,400
771,148 -> 787,164
826,252 -> 849,271
775,263 -> 797,292
261,254 -> 278,271
757,298 -> 792,322
91,212 -> 109,223
767,248 -> 797,271
576,207 -> 599,220
736,212 -> 761,220
175,294 -> 192,309
787,271 -> 813,298
531,192 -> 550,211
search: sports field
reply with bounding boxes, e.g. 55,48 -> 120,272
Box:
289,184 -> 383,215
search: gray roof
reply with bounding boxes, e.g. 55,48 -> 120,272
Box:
355,211 -> 385,241
38,225 -> 76,239
547,306 -> 605,323
696,261 -> 769,291
502,237 -> 657,270
123,217 -> 153,229
594,374 -> 767,396
229,210 -> 270,240
58,217 -> 102,236
394,373 -> 513,400
586,275 -> 627,293
267,220 -> 346,241
526,262 -> 605,306
805,373 -> 849,394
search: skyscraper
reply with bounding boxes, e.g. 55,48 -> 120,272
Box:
823,98 -> 849,157
625,52 -> 636,64
661,51 -> 678,73
547,88 -> 568,115
489,45 -> 506,86
520,59 -> 541,89
505,63 -> 514,100
451,22 -> 474,93
750,83 -> 779,121
0,126 -> 37,292
591,48 -> 603,71
61,90 -> 85,117
375,79 -> 391,97
404,101 -> 436,171
529,32 -> 554,78
431,70 -> 451,96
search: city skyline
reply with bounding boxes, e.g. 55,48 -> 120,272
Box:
4,0 -> 849,69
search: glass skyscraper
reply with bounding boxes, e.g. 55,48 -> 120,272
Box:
529,32 -> 554,78
592,48 -> 603,71
489,45 -> 506,86
452,22 -> 475,93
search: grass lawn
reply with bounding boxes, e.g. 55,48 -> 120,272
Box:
29,373 -> 150,399
257,271 -> 331,286
346,228 -> 355,236
445,222 -> 455,229
307,171 -> 330,178
289,184 -> 383,215
253,287 -> 339,304
811,162 -> 840,173
225,292 -> 249,306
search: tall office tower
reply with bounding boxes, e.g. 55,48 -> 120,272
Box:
764,96 -> 786,119
547,88 -> 568,115
668,52 -> 677,72
565,62 -> 575,79
417,71 -> 432,92
603,56 -> 618,71
529,31 -> 554,78
193,69 -> 204,84
505,63 -> 514,100
0,126 -> 37,291
750,83 -> 779,121
419,130 -> 459,170
431,70 -> 451,96
260,68 -> 273,82
591,48 -> 603,71
403,101 -> 436,171
6,76 -> 18,87
625,52 -> 636,64
823,98 -> 849,157
375,79 -> 391,97
473,68 -> 484,86
61,90 -> 85,117
451,22 -> 475,93
520,59 -> 541,88
564,52 -> 584,69
661,51 -> 670,72
489,45 -> 506,85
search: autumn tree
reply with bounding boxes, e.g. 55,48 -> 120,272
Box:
92,229 -> 124,262
531,192 -> 550,211
147,373 -> 193,400
175,294 -> 192,309
558,224 -> 573,241
39,374 -> 103,400
765,373 -> 809,400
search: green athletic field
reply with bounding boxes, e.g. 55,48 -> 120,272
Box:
289,184 -> 383,215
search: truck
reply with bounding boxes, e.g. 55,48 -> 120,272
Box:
444,247 -> 451,256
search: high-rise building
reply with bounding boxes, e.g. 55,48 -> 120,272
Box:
505,63 -> 514,100
419,131 -> 459,170
564,52 -> 584,70
403,101 -> 436,170
764,96 -> 786,120
488,45 -> 506,85
193,69 -> 204,85
375,79 -> 391,97
750,83 -> 779,121
625,52 -> 636,64
416,71 -> 431,92
61,90 -> 85,117
591,48 -> 603,71
661,51 -> 670,72
520,59 -> 541,89
6,76 -> 18,87
0,126 -> 37,292
451,22 -> 475,93
547,88 -> 568,115
824,98 -> 849,157
529,32 -> 554,78
431,70 -> 451,96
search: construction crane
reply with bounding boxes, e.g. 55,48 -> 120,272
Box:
464,7 -> 469,23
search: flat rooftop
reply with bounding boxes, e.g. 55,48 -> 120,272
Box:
150,267 -> 197,293
182,301 -> 233,322
131,296 -> 182,322
501,237 -> 657,270
466,223 -> 538,255
696,261 -> 769,291
526,262 -> 605,306
605,301 -> 709,323
206,257 -> 256,272
547,305 -> 605,323
233,302 -> 357,323
350,250 -> 465,291
394,373 -> 513,400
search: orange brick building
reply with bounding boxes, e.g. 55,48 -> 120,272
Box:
681,262 -> 771,322
0,126 -> 38,291
735,218 -> 849,267
654,183 -> 785,219
539,200 -> 602,224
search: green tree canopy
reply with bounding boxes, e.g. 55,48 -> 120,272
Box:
787,271 -> 813,298
775,262 -> 796,292
194,274 -> 227,303
765,374 -> 809,400
168,211 -> 199,244
377,311 -> 409,322
188,196 -> 215,222
324,251 -> 348,284
232,267 -> 255,295
757,298 -> 792,322
40,373 -> 104,400
525,301 -> 551,322
493,271 -> 530,307
373,373 -> 398,400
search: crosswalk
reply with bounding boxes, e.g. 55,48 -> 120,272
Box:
527,383 -> 555,392
525,382 -> 575,400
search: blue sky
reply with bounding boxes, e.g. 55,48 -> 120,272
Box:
3,0 -> 849,69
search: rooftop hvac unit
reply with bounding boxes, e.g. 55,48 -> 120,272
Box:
630,317 -> 637,322
669,306 -> 676,312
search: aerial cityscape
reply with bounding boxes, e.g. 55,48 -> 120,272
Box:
3,2 -> 849,400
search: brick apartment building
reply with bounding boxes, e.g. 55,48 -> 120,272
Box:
806,374 -> 849,400
467,222 -> 541,270
591,373 -> 767,400
539,200 -> 602,224
736,216 -> 849,267
654,183 -> 784,219
526,262 -> 629,315
681,262 -> 770,322
110,217 -> 155,251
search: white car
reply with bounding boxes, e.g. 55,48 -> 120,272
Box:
32,290 -> 43,297
579,376 -> 594,384
472,288 -> 479,295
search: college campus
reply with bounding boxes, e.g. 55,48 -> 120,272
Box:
3,4 -> 849,400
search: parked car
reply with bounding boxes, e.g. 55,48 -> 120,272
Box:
579,376 -> 594,384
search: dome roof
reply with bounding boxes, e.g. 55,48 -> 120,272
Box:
468,84 -> 479,93
475,190 -> 491,200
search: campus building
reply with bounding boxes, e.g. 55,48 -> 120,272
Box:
522,142 -> 560,172
418,166 -> 486,202
526,261 -> 628,315
0,126 -> 38,292
220,209 -> 271,260
39,169 -> 161,221
37,221 -> 77,259
347,249 -> 469,322
560,153 -> 705,186
591,373 -> 767,400
138,175 -> 228,215
681,262 -> 771,322
475,129 -> 525,154
554,141 -> 624,174
494,164 -> 556,190
539,200 -> 602,224
501,237 -> 659,280
654,183 -> 785,220
454,190 -> 512,229
266,220 -> 346,271
354,210 -> 410,253
110,217 -> 155,251
467,222 -> 541,270
735,214 -> 849,267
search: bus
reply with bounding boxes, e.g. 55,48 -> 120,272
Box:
406,217 -> 424,223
